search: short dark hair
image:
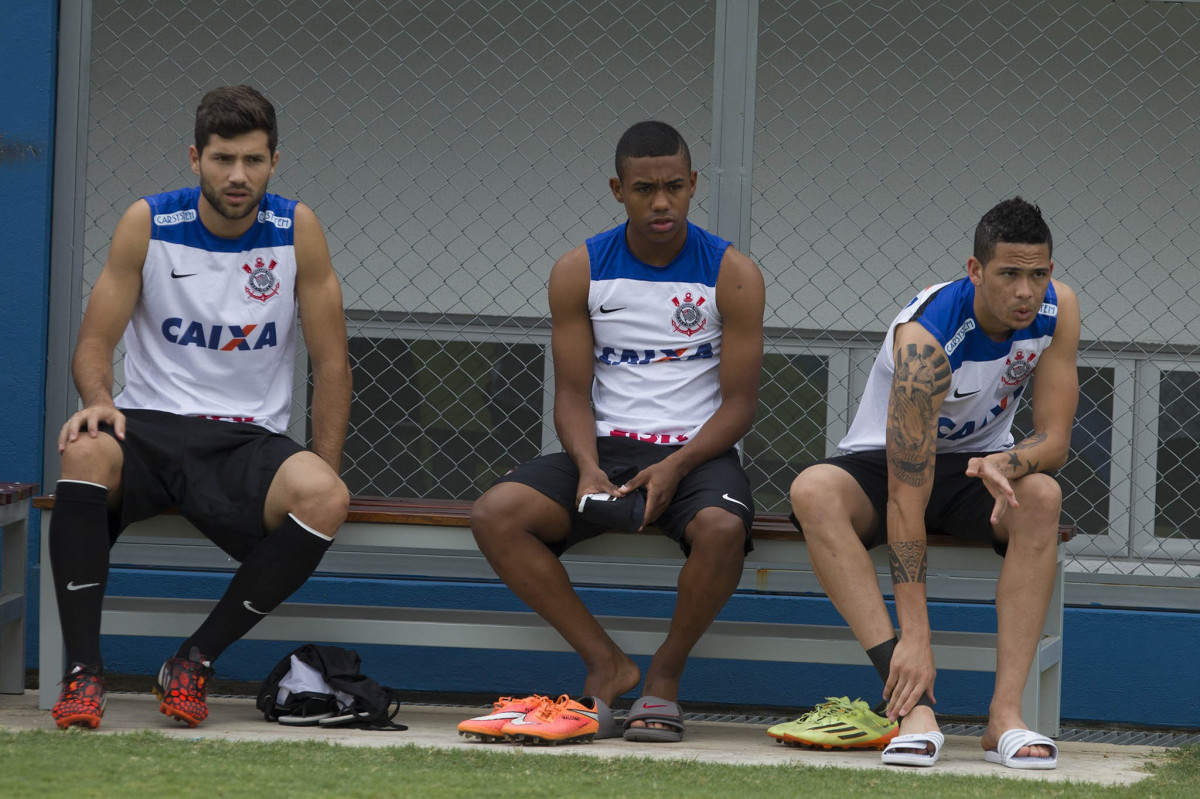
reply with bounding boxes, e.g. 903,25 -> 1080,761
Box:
614,121 -> 691,180
973,196 -> 1053,264
194,85 -> 278,154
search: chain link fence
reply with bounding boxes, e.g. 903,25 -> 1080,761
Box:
71,0 -> 1199,586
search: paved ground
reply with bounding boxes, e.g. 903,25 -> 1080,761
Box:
0,690 -> 1163,786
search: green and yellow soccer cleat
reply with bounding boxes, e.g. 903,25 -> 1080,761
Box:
768,696 -> 898,750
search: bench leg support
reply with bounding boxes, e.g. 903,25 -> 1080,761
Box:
38,512 -> 66,710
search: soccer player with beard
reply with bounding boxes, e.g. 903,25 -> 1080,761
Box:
49,85 -> 351,729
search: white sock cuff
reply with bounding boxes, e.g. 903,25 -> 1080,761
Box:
57,479 -> 109,491
288,512 -> 334,542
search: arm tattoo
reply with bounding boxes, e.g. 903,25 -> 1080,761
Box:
889,541 -> 928,584
1013,431 -> 1047,451
887,343 -> 951,486
1004,432 -> 1047,477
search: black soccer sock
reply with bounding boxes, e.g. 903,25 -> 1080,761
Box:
866,636 -> 935,710
179,514 -> 333,661
48,480 -> 113,670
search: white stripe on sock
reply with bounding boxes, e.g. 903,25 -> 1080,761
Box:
57,479 -> 109,491
287,512 -> 334,541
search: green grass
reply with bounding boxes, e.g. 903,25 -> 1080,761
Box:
1,730 -> 1198,798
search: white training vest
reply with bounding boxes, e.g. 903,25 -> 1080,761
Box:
585,222 -> 730,445
115,187 -> 299,433
839,277 -> 1059,454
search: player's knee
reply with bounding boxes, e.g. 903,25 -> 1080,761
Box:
469,486 -> 515,541
59,434 -> 122,487
470,484 -> 570,557
323,476 -> 351,523
1017,473 -> 1062,522
1008,473 -> 1062,550
686,508 -> 746,559
287,466 -> 349,531
789,469 -> 845,538
789,470 -> 819,518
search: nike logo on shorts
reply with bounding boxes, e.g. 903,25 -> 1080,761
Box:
722,493 -> 750,511
243,600 -> 269,615
66,581 -> 100,591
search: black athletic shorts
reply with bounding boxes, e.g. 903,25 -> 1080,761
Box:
493,436 -> 755,557
796,449 -> 1007,556
100,408 -> 305,560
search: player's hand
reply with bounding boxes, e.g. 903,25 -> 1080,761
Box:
965,456 -> 1020,525
58,403 -> 126,452
883,635 -> 937,721
574,467 -> 621,508
617,459 -> 686,529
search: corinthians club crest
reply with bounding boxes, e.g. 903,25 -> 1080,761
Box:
670,292 -> 708,337
243,257 -> 280,302
1001,349 -> 1038,386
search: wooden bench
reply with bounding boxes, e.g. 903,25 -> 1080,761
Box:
1,482 -> 37,695
33,494 -> 1073,736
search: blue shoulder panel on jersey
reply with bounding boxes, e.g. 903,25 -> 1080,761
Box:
146,188 -> 297,252
587,222 -> 728,286
914,277 -> 1059,369
912,279 -> 970,355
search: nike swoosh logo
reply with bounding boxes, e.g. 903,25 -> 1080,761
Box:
506,717 -> 542,726
721,493 -> 750,511
243,600 -> 269,615
642,703 -> 669,709
476,711 -> 526,722
171,269 -> 197,278
66,581 -> 100,591
599,306 -> 626,314
953,388 -> 980,398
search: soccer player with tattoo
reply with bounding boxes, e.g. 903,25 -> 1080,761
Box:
782,197 -> 1080,769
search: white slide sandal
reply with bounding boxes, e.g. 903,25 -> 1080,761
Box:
983,728 -> 1059,770
881,730 -> 945,767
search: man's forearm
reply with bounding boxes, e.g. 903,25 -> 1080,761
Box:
72,343 -> 116,408
309,369 -> 350,472
889,541 -> 932,639
886,494 -> 934,638
988,430 -> 1068,479
658,395 -> 755,475
555,398 -> 601,474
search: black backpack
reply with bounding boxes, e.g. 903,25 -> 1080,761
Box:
256,644 -> 407,731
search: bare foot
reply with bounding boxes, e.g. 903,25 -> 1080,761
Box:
982,719 -> 1054,759
581,652 -> 641,706
889,705 -> 941,756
